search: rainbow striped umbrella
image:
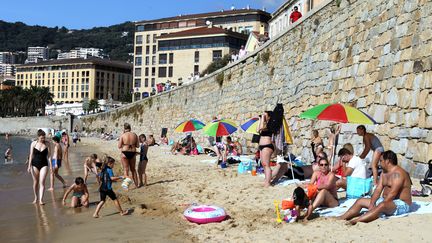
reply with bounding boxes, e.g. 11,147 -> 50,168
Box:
240,117 -> 259,135
174,119 -> 206,133
299,103 -> 377,125
202,119 -> 238,136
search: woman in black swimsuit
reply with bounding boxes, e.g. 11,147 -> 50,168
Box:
27,129 -> 51,205
257,111 -> 274,187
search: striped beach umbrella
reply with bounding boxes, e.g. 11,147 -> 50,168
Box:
174,119 -> 206,133
299,103 -> 377,125
240,117 -> 259,135
202,119 -> 238,137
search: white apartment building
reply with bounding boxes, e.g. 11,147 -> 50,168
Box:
0,64 -> 16,76
0,52 -> 16,64
58,48 -> 104,60
26,46 -> 49,63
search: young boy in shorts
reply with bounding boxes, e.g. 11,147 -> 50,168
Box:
93,156 -> 128,218
62,177 -> 89,207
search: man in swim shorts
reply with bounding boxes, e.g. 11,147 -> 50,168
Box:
338,150 -> 412,225
118,123 -> 139,188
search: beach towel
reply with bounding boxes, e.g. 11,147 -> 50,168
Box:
275,177 -> 310,187
317,199 -> 432,219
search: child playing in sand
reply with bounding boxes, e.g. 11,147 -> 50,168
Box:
93,156 -> 128,218
84,154 -> 99,184
292,186 -> 312,222
62,177 -> 89,207
48,136 -> 67,190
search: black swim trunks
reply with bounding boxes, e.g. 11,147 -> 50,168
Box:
100,189 -> 117,201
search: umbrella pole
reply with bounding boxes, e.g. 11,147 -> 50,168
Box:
287,144 -> 295,180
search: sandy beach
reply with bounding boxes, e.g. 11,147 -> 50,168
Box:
75,137 -> 432,243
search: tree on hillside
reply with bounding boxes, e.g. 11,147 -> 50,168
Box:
201,54 -> 231,76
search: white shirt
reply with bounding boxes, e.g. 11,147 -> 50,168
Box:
347,155 -> 367,179
239,49 -> 247,58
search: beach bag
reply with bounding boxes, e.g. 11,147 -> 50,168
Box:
237,159 -> 253,174
346,176 -> 373,199
99,167 -> 111,192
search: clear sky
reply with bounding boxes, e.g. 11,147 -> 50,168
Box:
1,0 -> 285,29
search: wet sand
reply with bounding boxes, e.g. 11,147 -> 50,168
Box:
0,136 -> 190,243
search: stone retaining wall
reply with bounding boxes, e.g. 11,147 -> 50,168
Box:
81,0 -> 432,178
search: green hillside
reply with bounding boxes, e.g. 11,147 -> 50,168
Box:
0,20 -> 135,62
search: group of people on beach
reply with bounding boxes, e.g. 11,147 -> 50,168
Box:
252,109 -> 412,224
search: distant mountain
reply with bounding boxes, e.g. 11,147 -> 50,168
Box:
0,20 -> 135,62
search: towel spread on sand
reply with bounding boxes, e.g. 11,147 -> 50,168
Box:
317,199 -> 432,218
275,177 -> 310,186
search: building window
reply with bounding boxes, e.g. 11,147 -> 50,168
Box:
135,57 -> 142,65
136,35 -> 143,44
146,34 -> 150,43
159,54 -> 167,64
135,46 -> 142,55
145,78 -> 149,87
153,34 -> 157,43
152,45 -> 156,54
151,78 -> 155,87
134,79 -> 141,88
151,67 -> 156,76
168,67 -> 173,77
146,46 -> 150,55
145,67 -> 149,76
152,56 -> 156,65
194,65 -> 199,73
145,56 -> 149,65
158,67 -> 167,77
212,50 -> 223,61
169,53 -> 174,64
194,51 -> 199,63
135,68 -> 142,76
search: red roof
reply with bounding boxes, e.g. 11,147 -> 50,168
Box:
157,26 -> 248,40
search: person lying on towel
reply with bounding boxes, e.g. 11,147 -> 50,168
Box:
338,150 -> 412,225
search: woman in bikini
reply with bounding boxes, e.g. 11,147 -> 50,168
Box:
118,123 -> 139,188
304,157 -> 339,220
257,111 -> 274,187
357,125 -> 384,185
28,129 -> 51,205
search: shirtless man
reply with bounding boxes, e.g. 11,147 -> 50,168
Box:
48,136 -> 67,190
357,125 -> 384,185
118,123 -> 139,188
338,150 -> 412,225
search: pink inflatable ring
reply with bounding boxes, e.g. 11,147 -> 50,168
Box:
184,205 -> 226,224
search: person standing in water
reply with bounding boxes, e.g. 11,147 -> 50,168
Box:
138,134 -> 149,187
48,136 -> 67,190
118,123 -> 139,188
357,125 -> 384,185
28,129 -> 51,205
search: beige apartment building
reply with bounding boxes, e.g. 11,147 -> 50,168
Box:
133,8 -> 271,101
15,58 -> 132,103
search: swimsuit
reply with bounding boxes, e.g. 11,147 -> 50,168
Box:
259,130 -> 274,151
317,172 -> 338,199
370,135 -> 384,152
51,159 -> 62,168
32,147 -> 48,170
140,144 -> 148,161
96,162 -> 103,168
72,192 -> 84,198
122,151 -> 136,159
375,197 -> 410,216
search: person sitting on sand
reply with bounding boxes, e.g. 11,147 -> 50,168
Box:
213,136 -> 226,167
93,156 -> 128,218
304,157 -> 339,220
62,177 -> 89,208
84,154 -> 99,184
147,135 -> 159,146
225,136 -> 242,156
48,136 -> 67,190
338,150 -> 412,225
357,125 -> 384,185
160,135 -> 168,145
333,148 -> 367,190
270,154 -> 314,185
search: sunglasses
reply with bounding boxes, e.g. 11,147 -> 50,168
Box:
319,163 -> 329,167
